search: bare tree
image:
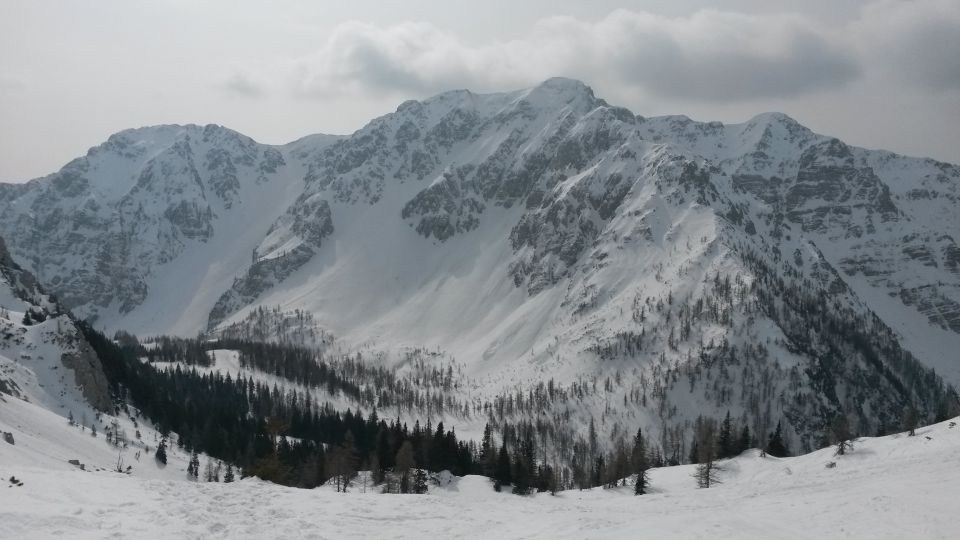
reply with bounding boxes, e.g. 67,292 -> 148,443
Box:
394,441 -> 415,494
327,432 -> 358,493
693,417 -> 721,488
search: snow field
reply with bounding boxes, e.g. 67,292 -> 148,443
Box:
3,400 -> 959,539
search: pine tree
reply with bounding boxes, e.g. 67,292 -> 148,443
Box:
224,463 -> 235,483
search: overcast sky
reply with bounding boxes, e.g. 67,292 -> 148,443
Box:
1,0 -> 958,182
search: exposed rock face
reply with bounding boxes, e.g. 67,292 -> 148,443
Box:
58,337 -> 112,411
208,244 -> 318,330
785,139 -> 898,236
0,235 -> 111,411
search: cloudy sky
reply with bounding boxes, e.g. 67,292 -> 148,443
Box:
1,0 -> 958,182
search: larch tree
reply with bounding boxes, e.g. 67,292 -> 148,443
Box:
693,417 -> 720,489
394,440 -> 415,494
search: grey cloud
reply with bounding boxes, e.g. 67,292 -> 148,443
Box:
220,70 -> 267,99
290,21 -> 483,99
853,0 -> 960,92
288,9 -> 860,102
599,11 -> 859,100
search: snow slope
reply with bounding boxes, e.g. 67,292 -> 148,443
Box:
3,415 -> 959,539
0,232 -> 207,487
0,394 -> 206,483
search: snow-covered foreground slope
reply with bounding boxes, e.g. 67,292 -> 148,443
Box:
2,417 -> 959,539
0,395 -> 200,482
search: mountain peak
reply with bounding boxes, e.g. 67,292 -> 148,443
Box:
510,77 -> 600,116
526,77 -> 595,100
745,112 -> 802,129
535,76 -> 592,92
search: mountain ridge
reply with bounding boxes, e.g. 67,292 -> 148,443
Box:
1,78 -> 958,451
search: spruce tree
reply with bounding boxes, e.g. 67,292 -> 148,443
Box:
631,428 -> 649,495
224,463 -> 235,483
204,459 -> 215,482
512,430 -> 536,495
155,438 -> 168,465
718,412 -> 733,458
479,423 -> 495,477
413,468 -> 428,494
592,455 -> 605,488
494,443 -> 512,491
688,438 -> 700,464
766,421 -> 788,458
374,430 -> 390,484
831,415 -> 853,456
188,451 -> 200,480
738,424 -> 751,454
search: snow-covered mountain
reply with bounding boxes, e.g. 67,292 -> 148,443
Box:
1,78 -> 958,450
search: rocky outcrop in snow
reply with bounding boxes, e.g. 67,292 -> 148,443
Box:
0,236 -> 110,411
